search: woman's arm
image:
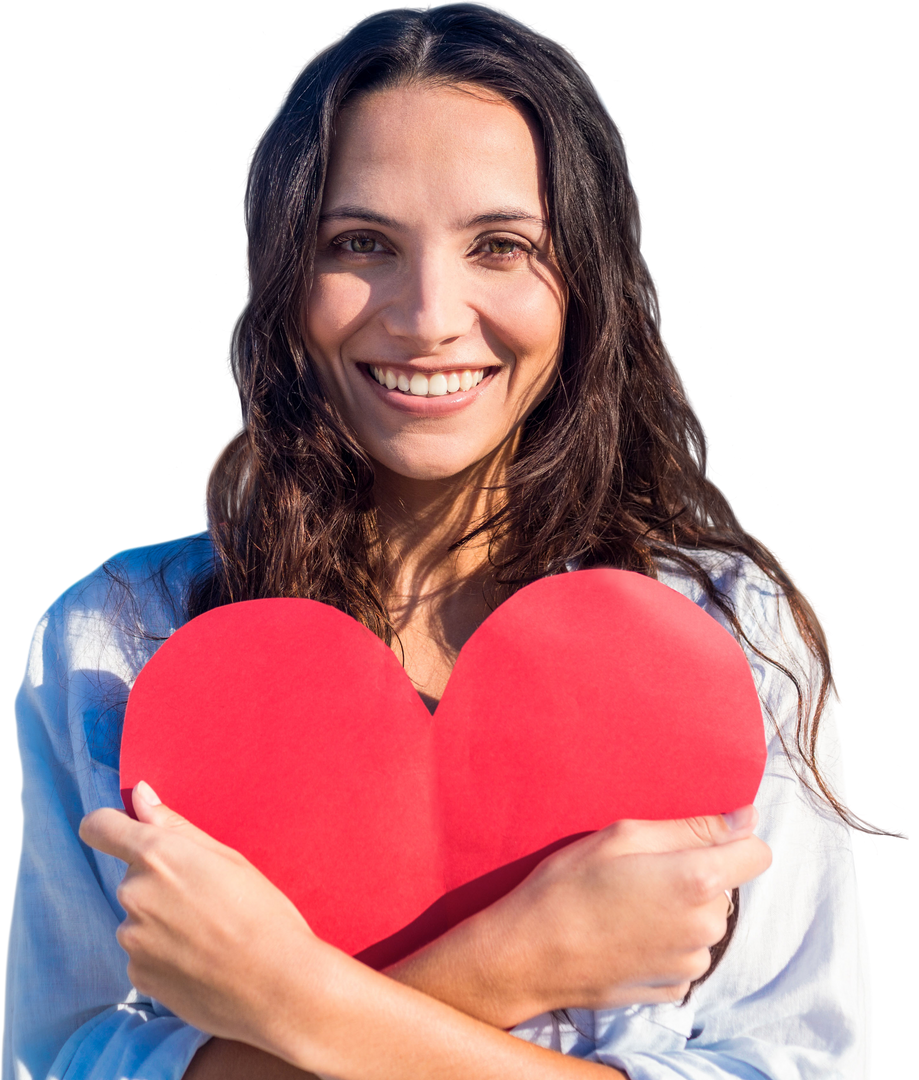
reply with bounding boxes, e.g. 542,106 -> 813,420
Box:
187,1037 -> 626,1080
82,790 -> 764,1075
182,812 -> 760,1080
78,786 -> 604,1080
184,933 -> 626,1075
378,902 -> 542,1032
183,816 -> 764,1080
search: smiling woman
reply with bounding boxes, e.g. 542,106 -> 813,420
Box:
6,5 -> 870,1080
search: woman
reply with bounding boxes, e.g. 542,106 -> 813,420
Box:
7,5 -> 864,1078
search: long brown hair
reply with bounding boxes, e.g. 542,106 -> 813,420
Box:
189,3 -> 876,844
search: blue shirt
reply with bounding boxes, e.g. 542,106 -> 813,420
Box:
3,536 -> 864,1079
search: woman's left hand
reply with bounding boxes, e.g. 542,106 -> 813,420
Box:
80,782 -> 318,1051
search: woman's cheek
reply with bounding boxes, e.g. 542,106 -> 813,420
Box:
488,266 -> 564,346
305,272 -> 376,357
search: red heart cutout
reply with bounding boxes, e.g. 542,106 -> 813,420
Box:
120,569 -> 766,969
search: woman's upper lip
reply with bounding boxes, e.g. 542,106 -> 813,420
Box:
356,360 -> 496,375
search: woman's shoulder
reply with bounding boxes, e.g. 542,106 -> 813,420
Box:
52,532 -> 212,618
591,540 -> 781,609
656,544 -> 825,686
654,548 -> 794,647
570,548 -> 781,617
17,535 -> 215,774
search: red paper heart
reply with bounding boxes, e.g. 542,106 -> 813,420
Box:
121,569 -> 766,969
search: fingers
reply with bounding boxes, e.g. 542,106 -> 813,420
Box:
660,805 -> 759,851
600,805 -> 759,857
663,835 -> 772,906
621,839 -> 767,957
80,783 -> 237,865
80,806 -> 145,863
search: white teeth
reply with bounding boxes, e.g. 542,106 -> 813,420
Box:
368,366 -> 488,396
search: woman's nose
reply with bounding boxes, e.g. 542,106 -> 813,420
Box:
379,254 -> 475,352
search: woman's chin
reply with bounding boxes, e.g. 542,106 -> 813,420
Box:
374,458 -> 487,485
369,445 -> 510,488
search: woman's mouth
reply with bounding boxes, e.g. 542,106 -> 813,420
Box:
358,362 -> 503,412
367,365 -> 489,397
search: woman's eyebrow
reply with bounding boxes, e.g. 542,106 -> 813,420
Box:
318,206 -> 548,230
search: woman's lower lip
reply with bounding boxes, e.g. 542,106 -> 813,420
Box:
360,366 -> 496,413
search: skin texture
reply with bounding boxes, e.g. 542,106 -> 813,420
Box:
304,83 -> 565,609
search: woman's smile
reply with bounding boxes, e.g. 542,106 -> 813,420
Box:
360,362 -> 498,417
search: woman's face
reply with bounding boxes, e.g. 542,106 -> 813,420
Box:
305,83 -> 566,483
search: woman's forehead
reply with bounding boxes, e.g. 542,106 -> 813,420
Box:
326,84 -> 544,185
322,84 -> 547,224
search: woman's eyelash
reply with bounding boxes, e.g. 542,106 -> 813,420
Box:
330,233 -> 386,254
328,233 -> 535,262
477,236 -> 536,259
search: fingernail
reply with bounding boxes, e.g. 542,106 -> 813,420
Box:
723,805 -> 756,832
135,781 -> 161,807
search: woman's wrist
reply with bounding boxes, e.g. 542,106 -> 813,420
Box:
384,894 -> 545,1029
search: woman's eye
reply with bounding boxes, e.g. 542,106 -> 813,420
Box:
330,234 -> 385,256
328,232 -> 531,261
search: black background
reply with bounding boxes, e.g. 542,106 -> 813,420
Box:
14,6 -> 907,1071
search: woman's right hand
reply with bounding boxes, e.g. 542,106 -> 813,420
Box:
387,807 -> 771,1028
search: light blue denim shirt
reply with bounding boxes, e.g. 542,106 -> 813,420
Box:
4,537 -> 864,1079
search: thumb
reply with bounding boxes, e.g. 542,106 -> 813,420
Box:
678,804 -> 759,848
721,803 -> 760,833
131,781 -> 163,812
131,782 -> 229,855
602,805 -> 759,857
132,780 -> 176,825
643,807 -> 760,855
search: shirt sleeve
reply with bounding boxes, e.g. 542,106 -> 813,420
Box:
509,557 -> 876,1080
3,561 -> 212,1080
